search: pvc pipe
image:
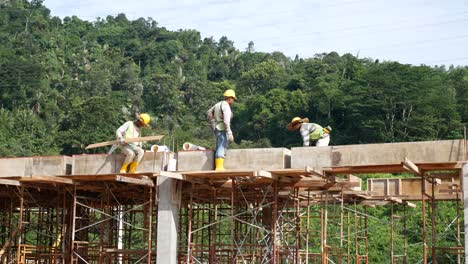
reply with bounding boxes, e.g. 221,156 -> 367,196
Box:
182,142 -> 206,151
151,145 -> 170,152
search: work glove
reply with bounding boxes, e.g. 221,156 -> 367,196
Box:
227,132 -> 234,143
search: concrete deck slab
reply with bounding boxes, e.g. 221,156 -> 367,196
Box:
292,140 -> 466,169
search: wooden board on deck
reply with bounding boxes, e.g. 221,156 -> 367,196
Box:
85,135 -> 164,149
14,175 -> 74,185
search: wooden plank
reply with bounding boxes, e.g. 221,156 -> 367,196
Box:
268,167 -> 320,178
85,135 -> 164,149
181,170 -> 259,178
0,179 -> 21,186
386,196 -> 404,204
115,175 -> 154,187
104,248 -> 147,254
254,170 -> 273,179
305,166 -> 325,178
402,157 -> 421,176
61,173 -> 156,181
17,175 -> 74,185
324,164 -> 406,174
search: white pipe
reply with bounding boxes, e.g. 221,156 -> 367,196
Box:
182,142 -> 206,151
151,145 -> 170,152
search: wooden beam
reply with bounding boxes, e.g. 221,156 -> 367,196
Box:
402,157 -> 421,176
254,170 -> 273,179
385,196 -> 404,204
115,175 -> 154,187
0,179 -> 21,186
85,135 -> 164,149
305,166 -> 325,178
17,175 -> 74,185
426,177 -> 442,185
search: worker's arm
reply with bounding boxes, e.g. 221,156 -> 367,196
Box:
116,121 -> 131,143
300,123 -> 315,146
222,102 -> 233,140
207,105 -> 216,133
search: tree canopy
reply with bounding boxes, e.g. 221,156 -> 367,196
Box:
0,0 -> 466,157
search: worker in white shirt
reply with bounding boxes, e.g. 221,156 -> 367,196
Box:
207,89 -> 236,170
287,117 -> 332,146
116,113 -> 151,173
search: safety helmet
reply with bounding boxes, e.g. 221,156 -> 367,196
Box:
287,117 -> 309,131
224,89 -> 237,99
291,117 -> 302,124
138,113 -> 151,126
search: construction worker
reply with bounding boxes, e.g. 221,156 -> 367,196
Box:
287,117 -> 332,146
116,113 -> 151,173
207,89 -> 236,170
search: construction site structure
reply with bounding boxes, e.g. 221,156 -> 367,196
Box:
0,139 -> 466,263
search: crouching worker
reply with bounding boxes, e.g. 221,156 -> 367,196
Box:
116,113 -> 151,173
207,89 -> 236,170
287,117 -> 332,146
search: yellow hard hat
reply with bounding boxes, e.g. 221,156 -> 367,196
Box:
139,113 -> 151,126
287,117 -> 309,131
224,89 -> 237,99
291,117 -> 302,123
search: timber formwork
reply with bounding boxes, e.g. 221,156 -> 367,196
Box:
0,160 -> 466,263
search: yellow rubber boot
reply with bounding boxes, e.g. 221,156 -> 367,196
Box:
119,162 -> 130,173
128,162 -> 139,173
215,158 -> 225,171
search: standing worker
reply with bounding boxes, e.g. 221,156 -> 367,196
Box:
207,89 -> 236,170
116,113 -> 151,173
287,117 -> 332,146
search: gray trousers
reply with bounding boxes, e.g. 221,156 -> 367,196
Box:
121,144 -> 144,164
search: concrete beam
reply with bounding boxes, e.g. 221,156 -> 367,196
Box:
72,152 -> 171,175
0,156 -> 71,178
177,150 -> 214,171
177,148 -> 291,171
224,148 -> 291,170
292,140 -> 466,169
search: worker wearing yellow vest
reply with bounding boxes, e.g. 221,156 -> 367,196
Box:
287,117 -> 332,146
207,89 -> 236,170
116,113 -> 151,173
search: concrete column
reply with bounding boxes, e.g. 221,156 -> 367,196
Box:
156,176 -> 180,264
463,163 -> 468,260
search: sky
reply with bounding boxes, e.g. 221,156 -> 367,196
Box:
43,0 -> 468,66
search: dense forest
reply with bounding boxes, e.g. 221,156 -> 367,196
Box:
0,1 -> 465,263
0,0 -> 466,156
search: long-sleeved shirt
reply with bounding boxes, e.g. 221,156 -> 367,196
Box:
116,121 -> 142,147
300,123 -> 327,146
207,101 -> 233,135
